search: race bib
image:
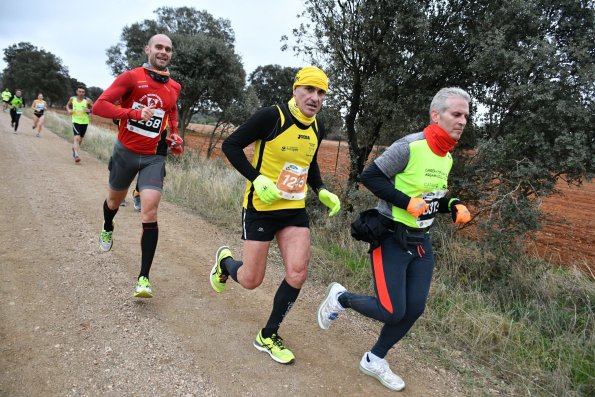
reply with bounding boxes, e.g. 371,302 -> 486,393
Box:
126,101 -> 165,138
36,103 -> 45,110
416,190 -> 448,228
276,162 -> 309,200
16,108 -> 22,114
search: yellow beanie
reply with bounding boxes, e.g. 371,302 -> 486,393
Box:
293,66 -> 329,92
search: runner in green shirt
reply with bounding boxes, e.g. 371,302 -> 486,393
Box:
66,86 -> 94,162
8,89 -> 24,133
2,88 -> 11,112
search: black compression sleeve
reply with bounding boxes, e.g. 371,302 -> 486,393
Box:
222,107 -> 280,182
307,157 -> 324,192
307,119 -> 326,192
361,162 -> 411,209
438,197 -> 460,213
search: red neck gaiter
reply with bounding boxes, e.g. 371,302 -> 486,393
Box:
423,124 -> 457,156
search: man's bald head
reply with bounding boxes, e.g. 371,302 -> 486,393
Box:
148,34 -> 172,47
144,34 -> 173,71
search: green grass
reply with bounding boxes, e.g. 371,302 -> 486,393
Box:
41,110 -> 594,397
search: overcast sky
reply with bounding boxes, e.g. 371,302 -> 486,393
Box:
0,0 -> 308,90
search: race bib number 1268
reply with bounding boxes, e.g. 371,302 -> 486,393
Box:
126,101 -> 165,138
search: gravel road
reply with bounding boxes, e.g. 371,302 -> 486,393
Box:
0,111 -> 470,396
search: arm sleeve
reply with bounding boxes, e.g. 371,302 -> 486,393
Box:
306,119 -> 325,192
222,106 -> 280,182
438,197 -> 461,213
168,104 -> 179,136
307,157 -> 324,193
167,83 -> 181,135
92,71 -> 142,120
361,162 -> 411,209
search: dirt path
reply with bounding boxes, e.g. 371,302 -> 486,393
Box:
0,112 -> 470,396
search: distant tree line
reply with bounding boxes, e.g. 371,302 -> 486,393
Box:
1,42 -> 103,106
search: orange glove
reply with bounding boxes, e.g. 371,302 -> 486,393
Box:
452,203 -> 471,223
406,197 -> 429,218
168,133 -> 183,155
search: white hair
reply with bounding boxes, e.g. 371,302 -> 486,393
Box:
430,87 -> 470,117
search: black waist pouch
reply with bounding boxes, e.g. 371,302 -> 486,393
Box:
351,209 -> 394,244
351,208 -> 428,251
351,209 -> 427,251
394,222 -> 426,249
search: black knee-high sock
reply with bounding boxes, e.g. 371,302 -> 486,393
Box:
221,257 -> 243,282
139,222 -> 158,279
103,200 -> 118,231
262,279 -> 301,338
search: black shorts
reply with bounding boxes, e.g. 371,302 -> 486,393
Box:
34,111 -> 44,118
73,123 -> 88,137
242,208 -> 309,241
108,141 -> 166,192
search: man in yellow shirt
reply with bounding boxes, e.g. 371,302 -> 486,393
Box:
210,66 -> 341,364
2,88 -> 11,111
66,86 -> 93,163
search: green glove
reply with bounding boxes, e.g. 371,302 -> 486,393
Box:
253,175 -> 282,204
318,189 -> 341,217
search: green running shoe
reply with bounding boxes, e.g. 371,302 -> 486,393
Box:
253,331 -> 295,364
210,246 -> 232,293
99,228 -> 113,252
134,276 -> 153,298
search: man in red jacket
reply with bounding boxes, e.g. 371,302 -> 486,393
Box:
93,33 -> 183,298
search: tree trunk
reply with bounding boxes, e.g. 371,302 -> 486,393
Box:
206,117 -> 225,159
344,75 -> 380,195
345,74 -> 362,191
178,104 -> 191,141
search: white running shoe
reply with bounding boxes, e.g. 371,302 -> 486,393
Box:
317,282 -> 346,330
359,352 -> 405,391
131,190 -> 141,211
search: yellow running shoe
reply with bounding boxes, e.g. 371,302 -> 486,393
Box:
134,276 -> 153,298
99,229 -> 113,252
210,246 -> 231,293
253,331 -> 295,364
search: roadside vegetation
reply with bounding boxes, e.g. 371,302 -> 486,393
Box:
42,110 -> 594,397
